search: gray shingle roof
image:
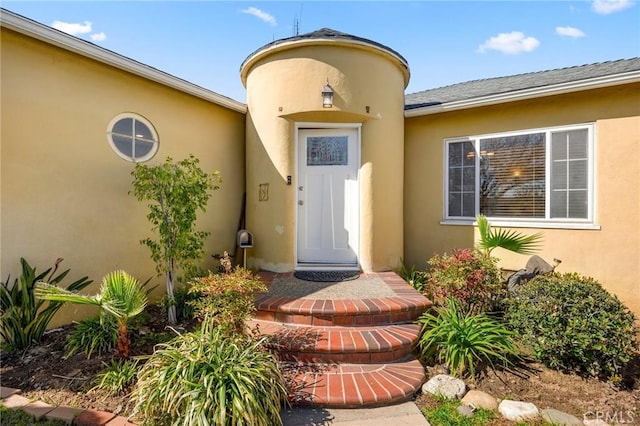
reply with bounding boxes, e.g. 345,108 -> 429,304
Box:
405,58 -> 640,110
241,28 -> 408,72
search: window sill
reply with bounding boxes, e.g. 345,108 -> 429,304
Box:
440,219 -> 601,230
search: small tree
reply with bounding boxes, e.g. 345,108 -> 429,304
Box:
36,270 -> 147,358
130,155 -> 221,324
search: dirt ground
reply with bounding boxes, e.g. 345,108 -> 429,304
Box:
1,307 -> 638,423
415,359 -> 640,425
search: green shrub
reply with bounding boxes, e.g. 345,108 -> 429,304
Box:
418,298 -> 520,379
132,318 -> 288,426
188,267 -> 267,334
92,359 -> 139,396
505,272 -> 639,380
423,248 -> 504,313
160,284 -> 198,323
0,258 -> 92,352
398,258 -> 428,293
65,316 -> 118,359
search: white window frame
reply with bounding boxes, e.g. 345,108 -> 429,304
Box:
106,113 -> 159,163
443,123 -> 598,230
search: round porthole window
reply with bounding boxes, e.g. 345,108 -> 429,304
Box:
107,113 -> 159,162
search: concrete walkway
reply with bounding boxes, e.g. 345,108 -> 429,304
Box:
2,385 -> 430,425
282,401 -> 430,426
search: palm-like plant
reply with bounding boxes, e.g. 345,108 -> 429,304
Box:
476,214 -> 543,256
35,270 -> 147,358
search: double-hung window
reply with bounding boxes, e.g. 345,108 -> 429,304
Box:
445,124 -> 594,226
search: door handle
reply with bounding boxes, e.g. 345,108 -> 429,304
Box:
298,200 -> 304,206
298,186 -> 304,191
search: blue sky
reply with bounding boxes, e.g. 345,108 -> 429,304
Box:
3,1 -> 639,102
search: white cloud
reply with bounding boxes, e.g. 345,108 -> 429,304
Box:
592,0 -> 635,14
477,31 -> 540,54
241,7 -> 277,26
556,26 -> 586,38
51,20 -> 92,36
90,32 -> 107,42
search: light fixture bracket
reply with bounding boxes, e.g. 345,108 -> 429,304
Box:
322,80 -> 334,108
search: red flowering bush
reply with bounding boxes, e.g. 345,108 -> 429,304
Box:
188,266 -> 267,334
423,248 -> 504,313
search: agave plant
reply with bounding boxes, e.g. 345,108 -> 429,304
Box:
35,270 -> 147,358
476,214 -> 543,256
0,257 -> 92,351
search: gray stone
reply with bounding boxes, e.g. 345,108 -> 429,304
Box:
498,400 -> 539,422
507,255 -> 556,291
421,374 -> 466,399
542,408 -> 582,425
457,405 -> 475,417
461,390 -> 498,410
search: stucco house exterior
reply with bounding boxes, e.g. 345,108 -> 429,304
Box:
2,9 -> 638,322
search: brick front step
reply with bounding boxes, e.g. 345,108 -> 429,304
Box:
255,272 -> 431,327
249,320 -> 420,364
254,271 -> 431,408
283,358 -> 426,408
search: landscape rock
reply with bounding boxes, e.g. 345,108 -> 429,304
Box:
422,374 -> 466,399
542,408 -> 582,425
457,405 -> 475,417
498,400 -> 539,421
460,390 -> 498,410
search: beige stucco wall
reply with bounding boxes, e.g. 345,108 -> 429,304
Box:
241,43 -> 407,272
0,28 -> 246,326
404,83 -> 640,314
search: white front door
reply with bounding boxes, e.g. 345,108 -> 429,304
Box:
297,128 -> 359,265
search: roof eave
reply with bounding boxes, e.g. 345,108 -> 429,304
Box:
404,71 -> 640,118
0,9 -> 247,114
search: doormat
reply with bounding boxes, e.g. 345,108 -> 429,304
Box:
293,270 -> 360,282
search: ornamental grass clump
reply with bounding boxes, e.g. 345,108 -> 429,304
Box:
505,272 -> 639,381
418,298 -> 520,380
132,317 -> 288,426
92,359 -> 139,396
65,316 -> 117,359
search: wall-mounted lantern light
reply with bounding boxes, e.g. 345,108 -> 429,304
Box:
322,80 -> 334,108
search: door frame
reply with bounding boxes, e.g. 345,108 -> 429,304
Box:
294,122 -> 362,270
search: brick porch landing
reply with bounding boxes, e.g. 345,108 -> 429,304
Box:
250,271 -> 432,408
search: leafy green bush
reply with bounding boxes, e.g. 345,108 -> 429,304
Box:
132,318 -> 288,426
65,316 -> 118,359
0,258 -> 92,352
418,298 -> 520,379
160,284 -> 198,323
398,258 -> 428,293
188,267 -> 267,334
92,359 -> 139,396
505,272 -> 639,380
423,248 -> 504,313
